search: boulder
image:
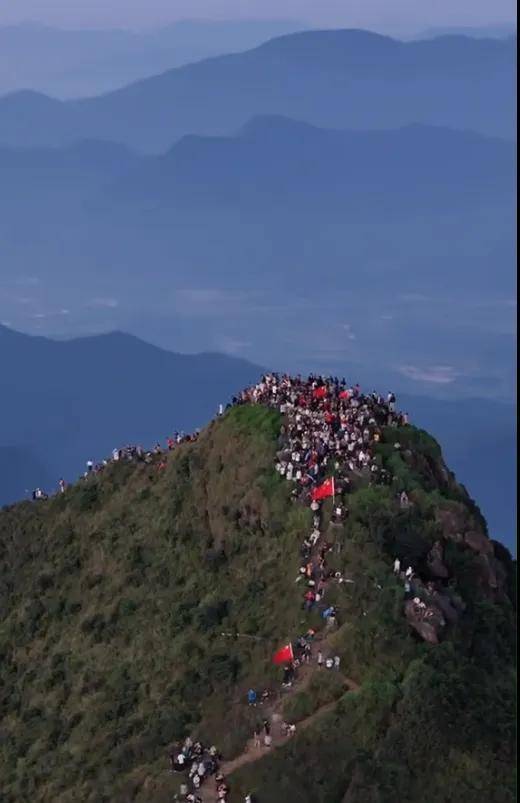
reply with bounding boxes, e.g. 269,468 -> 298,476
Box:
404,599 -> 444,644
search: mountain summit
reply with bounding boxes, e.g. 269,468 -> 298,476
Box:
0,373 -> 515,802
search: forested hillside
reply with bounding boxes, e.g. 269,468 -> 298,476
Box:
0,392 -> 515,802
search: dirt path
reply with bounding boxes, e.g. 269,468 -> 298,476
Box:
196,500 -> 359,801
198,671 -> 359,801
222,673 -> 358,773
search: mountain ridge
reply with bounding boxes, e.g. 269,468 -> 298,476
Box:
0,380 -> 515,802
0,29 -> 514,150
0,325 -> 515,550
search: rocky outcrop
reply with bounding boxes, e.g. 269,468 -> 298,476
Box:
427,540 -> 449,578
404,598 -> 445,644
464,529 -> 493,555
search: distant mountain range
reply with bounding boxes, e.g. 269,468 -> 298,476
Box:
0,29 -> 515,152
0,324 -> 515,550
0,19 -> 305,98
113,117 -> 514,213
0,118 -> 515,401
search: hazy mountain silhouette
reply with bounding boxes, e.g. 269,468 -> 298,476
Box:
114,117 -> 514,213
0,119 -> 515,403
0,30 -> 515,151
0,324 -> 263,501
0,19 -> 305,98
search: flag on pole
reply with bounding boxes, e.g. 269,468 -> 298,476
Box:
272,643 -> 294,665
311,476 -> 335,502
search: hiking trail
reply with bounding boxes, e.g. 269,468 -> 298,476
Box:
198,666 -> 359,801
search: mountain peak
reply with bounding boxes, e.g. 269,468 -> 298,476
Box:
0,373 -> 515,802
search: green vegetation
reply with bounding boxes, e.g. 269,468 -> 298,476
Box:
0,409 -> 515,803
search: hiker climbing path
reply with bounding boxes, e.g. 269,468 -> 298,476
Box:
168,374 -> 405,801
198,671 -> 360,802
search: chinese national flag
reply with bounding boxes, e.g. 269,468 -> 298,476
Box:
272,643 -> 294,665
313,386 -> 327,399
311,477 -> 335,502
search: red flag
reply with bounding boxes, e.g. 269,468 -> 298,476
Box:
272,643 -> 294,665
311,477 -> 335,502
313,386 -> 327,399
339,390 -> 350,400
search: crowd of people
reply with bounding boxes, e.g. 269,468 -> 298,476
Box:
170,738 -> 232,801
30,432 -> 201,501
26,371 -> 415,802
31,373 -> 407,513
235,373 -> 408,666
234,375 -> 407,498
195,373 -> 409,803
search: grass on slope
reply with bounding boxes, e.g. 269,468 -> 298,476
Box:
0,406 -> 515,803
0,406 -> 309,803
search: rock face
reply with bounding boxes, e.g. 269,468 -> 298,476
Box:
404,598 -> 445,644
431,493 -> 509,601
464,529 -> 493,555
427,540 -> 449,578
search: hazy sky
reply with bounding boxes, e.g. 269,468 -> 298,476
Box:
0,0 -> 516,33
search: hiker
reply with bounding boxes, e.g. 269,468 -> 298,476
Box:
325,657 -> 334,669
282,665 -> 294,687
317,650 -> 324,668
262,719 -> 270,736
334,655 -> 341,671
247,688 -> 257,706
303,589 -> 316,611
253,727 -> 261,748
393,557 -> 401,575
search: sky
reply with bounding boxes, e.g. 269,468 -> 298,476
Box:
0,0 -> 516,33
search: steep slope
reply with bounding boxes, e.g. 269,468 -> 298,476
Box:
0,30 -> 514,150
0,394 -> 515,803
